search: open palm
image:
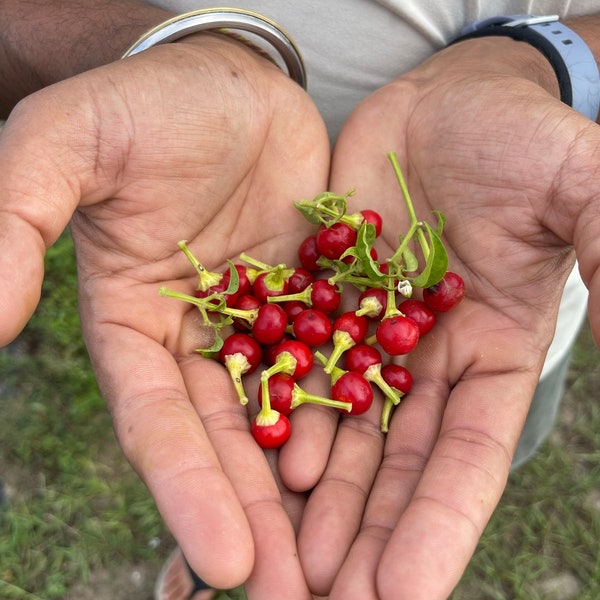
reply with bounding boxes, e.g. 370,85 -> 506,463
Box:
0,35 -> 331,597
295,39 -> 600,599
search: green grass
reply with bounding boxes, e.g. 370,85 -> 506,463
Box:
453,321 -> 600,600
1,231 -> 599,599
0,231 -> 170,599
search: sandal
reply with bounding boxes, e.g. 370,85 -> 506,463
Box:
155,547 -> 247,600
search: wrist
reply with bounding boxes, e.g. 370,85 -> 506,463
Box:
163,30 -> 286,79
416,35 -> 561,101
450,15 -> 600,121
122,8 -> 306,89
449,35 -> 561,98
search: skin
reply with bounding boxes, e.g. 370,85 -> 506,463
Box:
2,3 -> 600,599
295,36 -> 600,599
0,33 -> 330,596
0,0 -> 174,117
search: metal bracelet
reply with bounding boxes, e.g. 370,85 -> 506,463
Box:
122,8 -> 306,89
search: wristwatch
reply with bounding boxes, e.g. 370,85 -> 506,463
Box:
452,14 -> 600,121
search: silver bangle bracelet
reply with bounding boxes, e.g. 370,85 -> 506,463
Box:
122,8 -> 306,89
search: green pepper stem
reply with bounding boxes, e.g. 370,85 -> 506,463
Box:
363,363 -> 403,406
178,240 -> 223,291
158,286 -> 258,326
290,383 -> 352,412
267,285 -> 312,306
314,350 -> 345,384
324,330 -> 356,374
381,276 -> 402,320
239,252 -> 273,271
387,152 -> 431,263
380,396 -> 395,433
224,353 -> 251,405
356,295 -> 384,318
259,370 -> 273,413
262,351 -> 298,378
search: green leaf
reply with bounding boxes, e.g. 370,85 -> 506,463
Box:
224,259 -> 239,296
400,244 -> 419,273
293,190 -> 354,226
410,222 -> 448,288
316,255 -> 335,270
199,293 -> 227,314
293,200 -> 323,224
194,313 -> 233,358
432,210 -> 446,237
339,246 -> 360,261
195,332 -> 224,358
355,222 -> 385,282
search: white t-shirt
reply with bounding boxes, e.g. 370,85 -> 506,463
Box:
147,1 -> 600,139
146,0 -> 594,373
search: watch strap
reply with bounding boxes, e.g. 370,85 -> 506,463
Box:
452,15 -> 600,121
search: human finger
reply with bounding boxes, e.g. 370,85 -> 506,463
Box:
296,398 -> 385,596
181,355 -> 313,599
90,323 -> 257,589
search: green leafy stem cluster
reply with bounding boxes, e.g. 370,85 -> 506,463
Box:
294,151 -> 448,292
158,151 -> 449,356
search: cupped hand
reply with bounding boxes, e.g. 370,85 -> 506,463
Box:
0,34 -> 331,596
295,37 -> 600,599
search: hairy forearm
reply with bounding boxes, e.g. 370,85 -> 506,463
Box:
0,0 -> 173,116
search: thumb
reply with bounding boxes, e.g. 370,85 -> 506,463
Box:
0,91 -> 96,345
